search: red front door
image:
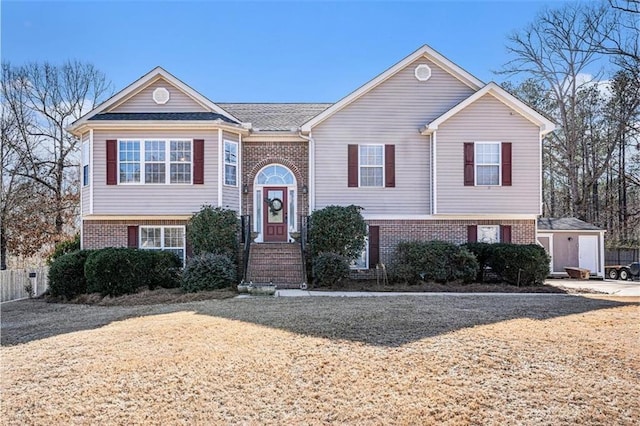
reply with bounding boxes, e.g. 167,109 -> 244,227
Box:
263,187 -> 287,242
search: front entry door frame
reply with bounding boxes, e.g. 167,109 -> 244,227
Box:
263,187 -> 288,242
253,164 -> 298,243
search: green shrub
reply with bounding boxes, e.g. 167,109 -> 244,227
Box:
181,253 -> 236,292
390,240 -> 478,284
309,205 -> 367,260
48,234 -> 80,264
313,252 -> 350,288
85,248 -> 181,296
462,242 -> 495,282
487,244 -> 550,285
48,250 -> 93,298
187,206 -> 239,261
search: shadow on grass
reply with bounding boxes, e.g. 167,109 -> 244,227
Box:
2,294 -> 638,347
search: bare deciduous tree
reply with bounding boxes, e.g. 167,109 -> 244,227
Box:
1,61 -> 111,268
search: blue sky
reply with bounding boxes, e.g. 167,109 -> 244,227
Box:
3,0 -> 577,103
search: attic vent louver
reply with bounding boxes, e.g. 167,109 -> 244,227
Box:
414,64 -> 432,82
152,87 -> 170,105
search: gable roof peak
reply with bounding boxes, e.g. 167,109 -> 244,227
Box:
300,44 -> 485,132
68,66 -> 240,134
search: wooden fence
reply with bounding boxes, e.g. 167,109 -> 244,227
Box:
0,267 -> 49,303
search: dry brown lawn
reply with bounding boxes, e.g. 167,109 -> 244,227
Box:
2,295 -> 639,425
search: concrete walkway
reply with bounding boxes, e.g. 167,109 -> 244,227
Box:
265,279 -> 640,298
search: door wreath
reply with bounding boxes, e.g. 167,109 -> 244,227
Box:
265,197 -> 283,216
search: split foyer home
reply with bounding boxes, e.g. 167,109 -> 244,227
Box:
68,45 -> 555,287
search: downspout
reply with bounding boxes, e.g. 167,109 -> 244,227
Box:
432,131 -> 437,215
298,131 -> 314,213
218,129 -> 223,207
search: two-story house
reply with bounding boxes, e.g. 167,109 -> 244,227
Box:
69,45 -> 554,286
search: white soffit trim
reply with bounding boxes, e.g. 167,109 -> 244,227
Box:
82,215 -> 192,220
301,44 -> 485,132
362,213 -> 538,220
421,82 -> 556,136
68,67 -> 242,134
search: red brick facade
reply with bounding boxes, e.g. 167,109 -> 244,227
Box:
82,219 -> 188,249
241,141 -> 309,218
368,219 -> 536,267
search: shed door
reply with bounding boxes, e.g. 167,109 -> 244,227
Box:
578,235 -> 598,273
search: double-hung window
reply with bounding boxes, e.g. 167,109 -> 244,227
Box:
118,139 -> 192,184
140,226 -> 186,264
359,145 -> 383,187
224,140 -> 238,186
475,142 -> 500,186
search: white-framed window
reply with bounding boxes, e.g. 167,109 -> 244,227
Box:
477,225 -> 499,244
475,142 -> 500,186
140,226 -> 186,264
118,139 -> 192,184
224,140 -> 238,186
350,235 -> 369,270
82,141 -> 90,187
359,145 -> 384,187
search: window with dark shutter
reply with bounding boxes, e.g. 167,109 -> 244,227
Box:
127,226 -> 139,248
348,144 -> 358,187
384,145 -> 395,188
500,225 -> 512,243
467,225 -> 478,243
368,226 -> 380,267
106,140 -> 117,185
464,142 -> 474,186
501,142 -> 512,186
193,139 -> 204,185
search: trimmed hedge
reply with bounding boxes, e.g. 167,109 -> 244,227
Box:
390,241 -> 478,284
462,242 -> 494,282
187,206 -> 239,261
85,248 -> 181,297
464,243 -> 550,285
489,244 -> 549,285
48,250 -> 93,298
181,253 -> 236,292
309,205 -> 367,260
48,234 -> 81,264
313,252 -> 350,288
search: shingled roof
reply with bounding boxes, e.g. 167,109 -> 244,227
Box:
537,217 -> 603,231
219,103 -> 332,131
89,112 -> 239,123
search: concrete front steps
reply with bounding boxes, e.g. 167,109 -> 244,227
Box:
246,242 -> 305,289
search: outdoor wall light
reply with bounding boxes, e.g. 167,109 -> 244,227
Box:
302,185 -> 308,194
243,184 -> 249,194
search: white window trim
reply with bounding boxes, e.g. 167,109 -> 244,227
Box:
82,140 -> 90,187
350,234 -> 369,270
358,144 -> 385,188
223,139 -> 238,187
117,138 -> 193,185
139,225 -> 186,266
474,141 -> 501,187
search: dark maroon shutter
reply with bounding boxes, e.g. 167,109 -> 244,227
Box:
193,139 -> 204,184
467,225 -> 477,243
106,140 -> 117,185
501,225 -> 512,243
385,144 -> 395,188
348,144 -> 358,187
368,226 -> 380,267
127,226 -> 138,248
464,143 -> 474,186
502,142 -> 512,186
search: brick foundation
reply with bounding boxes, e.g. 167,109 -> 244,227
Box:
350,219 -> 536,279
82,219 -> 188,250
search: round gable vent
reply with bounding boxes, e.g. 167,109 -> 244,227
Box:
414,64 -> 432,82
152,87 -> 170,104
